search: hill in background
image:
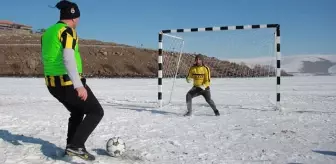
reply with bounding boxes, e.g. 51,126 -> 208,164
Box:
0,32 -> 292,78
228,55 -> 336,76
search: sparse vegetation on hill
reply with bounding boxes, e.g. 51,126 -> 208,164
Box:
0,32 -> 292,78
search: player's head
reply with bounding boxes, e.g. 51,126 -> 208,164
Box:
195,54 -> 204,66
55,0 -> 81,29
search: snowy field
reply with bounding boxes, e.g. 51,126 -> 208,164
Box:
0,76 -> 335,164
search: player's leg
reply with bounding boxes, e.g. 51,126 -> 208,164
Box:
46,78 -> 103,161
47,82 -> 93,148
47,86 -> 85,152
185,86 -> 202,116
64,83 -> 104,160
201,87 -> 220,116
47,86 -> 90,157
47,78 -> 102,160
63,104 -> 84,147
68,84 -> 104,148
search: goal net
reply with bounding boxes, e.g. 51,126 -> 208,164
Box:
158,24 -> 282,111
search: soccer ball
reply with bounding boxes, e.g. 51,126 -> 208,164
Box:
106,137 -> 126,157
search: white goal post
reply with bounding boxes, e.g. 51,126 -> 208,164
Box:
157,24 -> 281,110
161,33 -> 185,106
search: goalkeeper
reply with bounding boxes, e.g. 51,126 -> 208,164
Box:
185,54 -> 220,116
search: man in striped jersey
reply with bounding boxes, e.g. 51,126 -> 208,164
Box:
40,0 -> 104,161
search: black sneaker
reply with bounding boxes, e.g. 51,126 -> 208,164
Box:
65,146 -> 95,161
214,110 -> 220,116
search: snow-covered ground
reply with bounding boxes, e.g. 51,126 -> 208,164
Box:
0,76 -> 335,164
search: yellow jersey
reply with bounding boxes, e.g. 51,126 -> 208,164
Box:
186,65 -> 211,88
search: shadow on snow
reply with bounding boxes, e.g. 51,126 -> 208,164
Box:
102,101 -> 181,116
312,150 -> 336,156
0,129 -> 68,162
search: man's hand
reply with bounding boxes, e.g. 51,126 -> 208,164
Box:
76,86 -> 88,101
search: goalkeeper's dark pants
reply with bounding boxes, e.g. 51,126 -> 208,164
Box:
47,78 -> 104,148
186,86 -> 219,114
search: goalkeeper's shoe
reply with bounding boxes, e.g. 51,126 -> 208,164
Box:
214,110 -> 220,116
184,111 -> 192,116
65,146 -> 95,161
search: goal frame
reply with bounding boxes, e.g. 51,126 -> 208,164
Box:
157,24 -> 281,110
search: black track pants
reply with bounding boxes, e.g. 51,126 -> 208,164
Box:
47,78 -> 104,148
186,86 -> 218,113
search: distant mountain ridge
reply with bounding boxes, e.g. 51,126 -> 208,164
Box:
0,32 -> 292,78
227,54 -> 336,76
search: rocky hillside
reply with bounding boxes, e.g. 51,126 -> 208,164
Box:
0,32 -> 291,78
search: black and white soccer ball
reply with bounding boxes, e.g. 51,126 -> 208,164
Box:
106,137 -> 126,157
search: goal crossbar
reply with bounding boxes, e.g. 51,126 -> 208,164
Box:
157,24 -> 281,110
